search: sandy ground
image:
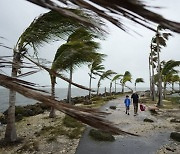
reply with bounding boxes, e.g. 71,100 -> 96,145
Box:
0,96 -> 179,154
0,111 -> 80,154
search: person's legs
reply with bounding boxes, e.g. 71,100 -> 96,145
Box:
127,106 -> 130,115
133,102 -> 138,115
133,103 -> 136,115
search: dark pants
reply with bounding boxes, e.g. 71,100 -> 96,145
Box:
133,103 -> 138,114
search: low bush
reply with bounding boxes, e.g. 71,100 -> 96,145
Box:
89,129 -> 115,141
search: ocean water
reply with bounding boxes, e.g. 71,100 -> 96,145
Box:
0,87 -> 149,112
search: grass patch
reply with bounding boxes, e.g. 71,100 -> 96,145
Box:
89,129 -> 115,142
63,115 -> 84,128
36,115 -> 85,139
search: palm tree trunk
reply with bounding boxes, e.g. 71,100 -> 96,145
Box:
151,64 -> 156,101
5,50 -> 19,142
110,82 -> 112,95
156,33 -> 163,106
89,73 -> 92,99
49,75 -> 56,118
122,83 -> 124,93
171,82 -> 174,92
97,80 -> 100,96
115,81 -> 117,93
149,56 -> 152,97
163,82 -> 167,99
150,45 -> 155,101
104,87 -> 106,97
67,67 -> 73,104
135,83 -> 136,91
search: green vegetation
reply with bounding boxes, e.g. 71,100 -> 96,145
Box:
166,96 -> 180,105
63,115 -> 84,128
89,129 -> 115,141
36,115 -> 85,140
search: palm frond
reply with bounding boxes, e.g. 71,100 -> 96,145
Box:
26,0 -> 180,33
135,78 -> 144,83
162,60 -> 180,75
18,9 -> 104,51
112,74 -> 123,82
0,73 -> 138,136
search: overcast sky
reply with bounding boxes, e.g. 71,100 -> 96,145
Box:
0,0 -> 180,90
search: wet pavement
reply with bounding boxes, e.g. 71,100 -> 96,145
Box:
75,96 -> 171,154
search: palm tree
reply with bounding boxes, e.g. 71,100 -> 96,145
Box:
97,70 -> 116,95
152,25 -> 171,106
171,75 -> 180,92
110,74 -> 122,95
88,54 -> 106,100
120,71 -> 132,93
161,60 -> 180,99
6,10 -> 102,142
51,28 -> 100,107
149,38 -> 158,101
135,78 -> 144,91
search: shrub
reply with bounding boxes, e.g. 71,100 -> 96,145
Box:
89,129 -> 115,141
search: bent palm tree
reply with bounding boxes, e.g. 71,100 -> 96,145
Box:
120,71 -> 132,93
51,28 -> 100,106
135,78 -> 144,91
88,54 -> 106,99
97,70 -> 116,95
161,60 -> 180,98
152,25 -> 171,106
110,74 -> 122,95
171,75 -> 180,92
6,10 -> 103,142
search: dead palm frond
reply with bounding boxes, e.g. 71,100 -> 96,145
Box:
0,73 -> 138,136
26,0 -> 180,33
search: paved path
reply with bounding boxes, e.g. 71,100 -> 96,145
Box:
75,96 -> 171,154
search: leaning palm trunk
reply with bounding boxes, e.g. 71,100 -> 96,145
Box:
163,82 -> 167,99
151,66 -> 156,101
156,34 -> 163,106
135,83 -> 137,91
88,73 -> 92,99
49,75 -> 56,118
150,43 -> 156,101
67,67 -> 73,104
97,81 -> 100,96
0,74 -> 138,136
115,81 -> 117,93
149,56 -> 152,97
109,82 -> 112,95
5,50 -> 20,142
121,83 -> 124,93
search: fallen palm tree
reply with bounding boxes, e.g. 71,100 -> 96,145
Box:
0,73 -> 138,136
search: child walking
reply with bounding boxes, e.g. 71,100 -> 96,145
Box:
124,95 -> 131,115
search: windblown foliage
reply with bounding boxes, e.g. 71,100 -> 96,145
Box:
26,0 -> 180,33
